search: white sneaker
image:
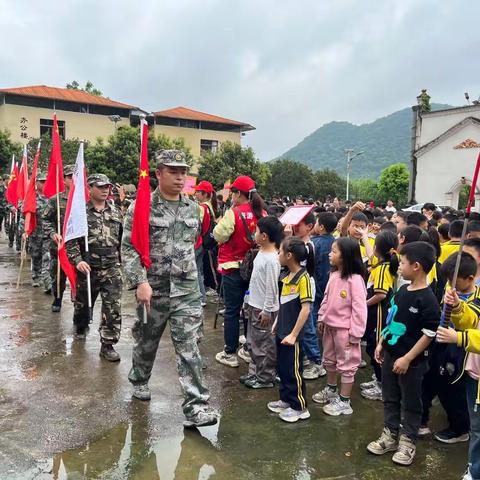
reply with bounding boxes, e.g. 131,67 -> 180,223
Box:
392,435 -> 416,466
463,467 -> 473,480
302,362 -> 321,380
206,288 -> 218,297
418,426 -> 432,437
215,351 -> 239,367
360,375 -> 378,390
267,400 -> 290,413
361,383 -> 382,401
312,386 -> 338,404
367,427 -> 398,455
237,346 -> 251,363
323,397 -> 353,416
279,407 -> 311,423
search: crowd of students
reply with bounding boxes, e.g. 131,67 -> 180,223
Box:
193,175 -> 480,479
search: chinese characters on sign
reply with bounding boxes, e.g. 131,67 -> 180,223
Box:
19,117 -> 28,140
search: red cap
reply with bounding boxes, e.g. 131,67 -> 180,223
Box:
231,175 -> 256,193
194,180 -> 214,193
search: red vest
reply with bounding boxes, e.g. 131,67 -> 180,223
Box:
218,203 -> 257,268
195,203 -> 211,250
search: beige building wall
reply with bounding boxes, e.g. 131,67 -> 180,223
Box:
0,104 -> 122,143
154,124 -> 241,158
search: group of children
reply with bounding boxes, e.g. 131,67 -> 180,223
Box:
237,200 -> 480,478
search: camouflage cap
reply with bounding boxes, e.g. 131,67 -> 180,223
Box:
155,149 -> 189,168
87,173 -> 113,187
36,171 -> 47,181
63,164 -> 75,176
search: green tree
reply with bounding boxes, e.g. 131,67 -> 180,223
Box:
197,142 -> 271,192
0,129 -> 22,173
27,135 -> 82,172
377,163 -> 409,206
66,80 -> 102,96
265,159 -> 315,198
314,169 -> 347,201
85,125 -> 193,185
350,178 -> 378,202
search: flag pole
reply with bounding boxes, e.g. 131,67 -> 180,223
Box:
55,163 -> 61,300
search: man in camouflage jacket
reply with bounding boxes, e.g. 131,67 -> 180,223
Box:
66,174 -> 123,362
43,164 -> 74,311
122,149 -> 217,428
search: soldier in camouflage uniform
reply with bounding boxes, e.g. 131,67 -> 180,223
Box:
66,173 -> 123,361
18,172 -> 49,288
122,149 -> 217,428
43,164 -> 74,312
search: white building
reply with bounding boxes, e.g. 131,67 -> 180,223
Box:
410,102 -> 480,209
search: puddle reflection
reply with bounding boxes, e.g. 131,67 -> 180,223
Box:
53,418 -> 224,479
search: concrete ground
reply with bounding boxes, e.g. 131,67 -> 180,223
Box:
0,239 -> 469,480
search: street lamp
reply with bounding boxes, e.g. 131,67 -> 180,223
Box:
345,149 -> 364,201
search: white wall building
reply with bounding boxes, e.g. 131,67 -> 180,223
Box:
410,103 -> 480,209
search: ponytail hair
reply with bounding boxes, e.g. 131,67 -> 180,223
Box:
374,230 -> 399,276
209,190 -> 220,219
249,190 -> 266,220
281,236 -> 315,276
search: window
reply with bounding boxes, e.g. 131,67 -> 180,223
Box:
40,118 -> 66,139
200,139 -> 218,154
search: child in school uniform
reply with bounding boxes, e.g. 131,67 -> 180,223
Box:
267,237 -> 314,423
242,216 -> 284,389
367,241 -> 439,466
437,252 -> 480,480
312,237 -> 368,416
362,231 -> 399,402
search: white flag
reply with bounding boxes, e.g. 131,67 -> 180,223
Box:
64,143 -> 88,242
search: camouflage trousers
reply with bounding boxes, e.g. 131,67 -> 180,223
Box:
29,235 -> 46,285
41,241 -> 52,291
73,264 -> 123,344
128,291 -> 210,417
50,249 -> 67,300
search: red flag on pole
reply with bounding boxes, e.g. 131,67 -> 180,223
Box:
131,119 -> 151,269
17,145 -> 29,201
6,160 -> 19,208
43,113 -> 65,198
22,141 -> 41,236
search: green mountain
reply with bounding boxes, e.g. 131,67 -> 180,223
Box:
278,104 -> 452,178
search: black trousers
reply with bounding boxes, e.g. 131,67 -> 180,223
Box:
382,350 -> 428,441
277,336 -> 307,411
421,347 -> 469,434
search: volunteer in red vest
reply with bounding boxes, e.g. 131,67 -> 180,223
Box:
213,175 -> 266,367
194,180 -> 218,307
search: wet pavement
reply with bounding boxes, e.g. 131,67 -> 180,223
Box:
0,239 -> 470,479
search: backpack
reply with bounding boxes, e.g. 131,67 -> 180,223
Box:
235,208 -> 259,283
201,205 -> 217,251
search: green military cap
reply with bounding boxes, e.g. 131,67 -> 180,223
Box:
36,171 -> 47,181
63,164 -> 75,176
2,174 -> 10,180
155,149 -> 189,168
87,173 -> 113,187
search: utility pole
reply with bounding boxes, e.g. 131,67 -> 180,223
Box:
344,149 -> 364,201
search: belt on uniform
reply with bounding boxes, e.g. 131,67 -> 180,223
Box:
89,247 -> 119,256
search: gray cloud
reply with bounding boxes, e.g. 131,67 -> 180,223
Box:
1,0 -> 479,160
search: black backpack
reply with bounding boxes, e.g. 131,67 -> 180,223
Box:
236,208 -> 258,283
201,205 -> 217,251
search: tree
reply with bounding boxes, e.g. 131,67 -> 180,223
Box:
265,159 -> 315,198
0,129 -> 22,173
85,125 -> 193,185
377,163 -> 409,206
66,80 -> 102,96
350,178 -> 378,202
314,169 -> 347,201
197,142 -> 271,192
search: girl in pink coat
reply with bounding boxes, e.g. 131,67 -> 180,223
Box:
313,237 -> 368,416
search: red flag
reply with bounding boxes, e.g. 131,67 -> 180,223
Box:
23,141 -> 41,236
43,113 -> 65,198
17,145 -> 29,201
6,161 -> 19,208
131,120 -> 151,269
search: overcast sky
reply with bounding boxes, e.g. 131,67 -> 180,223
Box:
1,0 -> 479,160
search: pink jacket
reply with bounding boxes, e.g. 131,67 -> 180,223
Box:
318,271 -> 368,343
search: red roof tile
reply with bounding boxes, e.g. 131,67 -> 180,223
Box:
0,85 -> 135,109
154,106 -> 254,130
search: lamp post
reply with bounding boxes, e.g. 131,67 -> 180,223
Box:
345,149 -> 364,201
